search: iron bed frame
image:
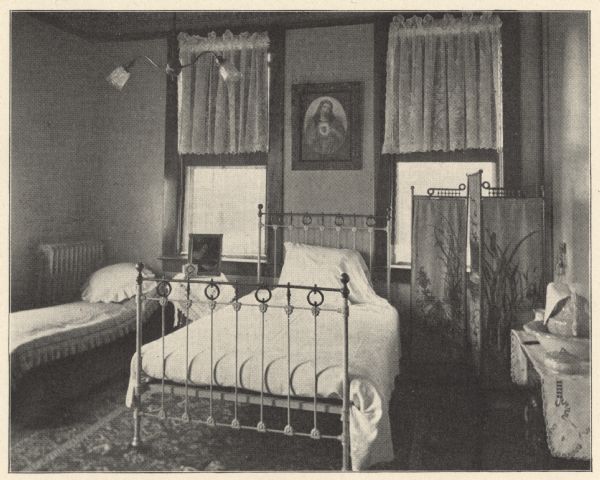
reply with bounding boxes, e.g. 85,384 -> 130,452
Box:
130,206 -> 393,471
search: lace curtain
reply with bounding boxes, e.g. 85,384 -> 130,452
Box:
178,31 -> 270,154
382,14 -> 503,154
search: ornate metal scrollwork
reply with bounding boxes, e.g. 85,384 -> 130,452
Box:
254,285 -> 272,304
206,416 -> 216,427
310,427 -> 321,440
156,281 -> 172,298
256,421 -> 267,433
302,214 -> 312,225
366,215 -> 377,228
283,424 -> 294,436
307,286 -> 325,309
231,418 -> 241,429
204,280 -> 220,301
334,215 -> 344,227
427,183 -> 466,197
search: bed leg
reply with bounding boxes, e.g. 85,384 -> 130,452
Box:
132,263 -> 144,449
341,273 -> 351,472
131,394 -> 142,448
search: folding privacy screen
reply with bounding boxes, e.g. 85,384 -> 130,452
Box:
410,187 -> 468,366
410,171 -> 545,388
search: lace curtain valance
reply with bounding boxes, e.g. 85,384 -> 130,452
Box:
382,14 -> 503,154
178,31 -> 270,155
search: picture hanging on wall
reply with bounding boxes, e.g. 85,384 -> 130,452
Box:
188,234 -> 223,276
292,82 -> 362,170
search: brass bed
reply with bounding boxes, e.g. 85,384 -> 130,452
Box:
128,206 -> 396,471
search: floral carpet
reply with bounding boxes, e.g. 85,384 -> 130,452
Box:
12,368 -> 578,472
11,377 -> 397,472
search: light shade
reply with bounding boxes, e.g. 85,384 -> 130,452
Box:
216,57 -> 242,83
107,52 -> 241,91
106,66 -> 131,91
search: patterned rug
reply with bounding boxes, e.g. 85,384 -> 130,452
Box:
11,377 -> 402,472
13,369 -> 563,472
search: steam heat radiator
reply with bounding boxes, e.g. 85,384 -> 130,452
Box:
36,240 -> 104,307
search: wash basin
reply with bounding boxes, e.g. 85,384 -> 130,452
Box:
524,320 -> 590,361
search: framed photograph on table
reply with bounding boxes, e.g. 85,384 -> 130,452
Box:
292,81 -> 362,170
188,234 -> 223,276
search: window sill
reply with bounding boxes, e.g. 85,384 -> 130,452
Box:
159,255 -> 267,264
390,262 -> 411,270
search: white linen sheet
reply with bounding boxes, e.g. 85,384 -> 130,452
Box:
168,273 -> 236,325
11,298 -> 156,385
126,289 -> 400,470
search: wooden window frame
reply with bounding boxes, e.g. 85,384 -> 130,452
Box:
160,28 -> 285,275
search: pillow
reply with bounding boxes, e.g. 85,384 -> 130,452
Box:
278,242 -> 382,304
82,263 -> 155,303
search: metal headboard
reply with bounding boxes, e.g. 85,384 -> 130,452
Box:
257,205 -> 393,300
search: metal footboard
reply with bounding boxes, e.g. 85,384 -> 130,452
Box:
130,263 -> 352,471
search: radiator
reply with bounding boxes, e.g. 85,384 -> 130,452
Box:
36,240 -> 104,306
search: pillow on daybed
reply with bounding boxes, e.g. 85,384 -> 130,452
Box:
277,242 -> 383,305
82,263 -> 155,303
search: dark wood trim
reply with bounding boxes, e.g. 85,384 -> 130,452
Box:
161,33 -> 181,257
499,12 -> 521,190
387,149 -> 498,163
373,17 -> 392,267
182,152 -> 267,167
265,27 -> 285,277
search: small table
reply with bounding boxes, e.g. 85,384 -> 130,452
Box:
511,330 -> 590,461
166,273 -> 233,329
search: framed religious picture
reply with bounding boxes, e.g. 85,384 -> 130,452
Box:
291,82 -> 362,170
188,234 -> 223,276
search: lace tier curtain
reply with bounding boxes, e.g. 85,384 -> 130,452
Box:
178,31 -> 270,155
382,13 -> 503,154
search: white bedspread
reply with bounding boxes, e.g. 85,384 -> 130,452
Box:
11,298 -> 156,386
126,290 -> 400,470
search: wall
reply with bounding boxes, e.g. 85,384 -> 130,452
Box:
10,14 -> 99,310
284,24 -> 375,214
10,14 -> 167,310
90,39 -> 167,273
544,13 -> 590,296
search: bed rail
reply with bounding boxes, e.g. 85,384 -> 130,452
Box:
131,263 -> 352,471
257,205 -> 393,300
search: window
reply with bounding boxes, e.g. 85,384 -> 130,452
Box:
174,32 -> 272,263
181,165 -> 266,259
393,161 -> 497,265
